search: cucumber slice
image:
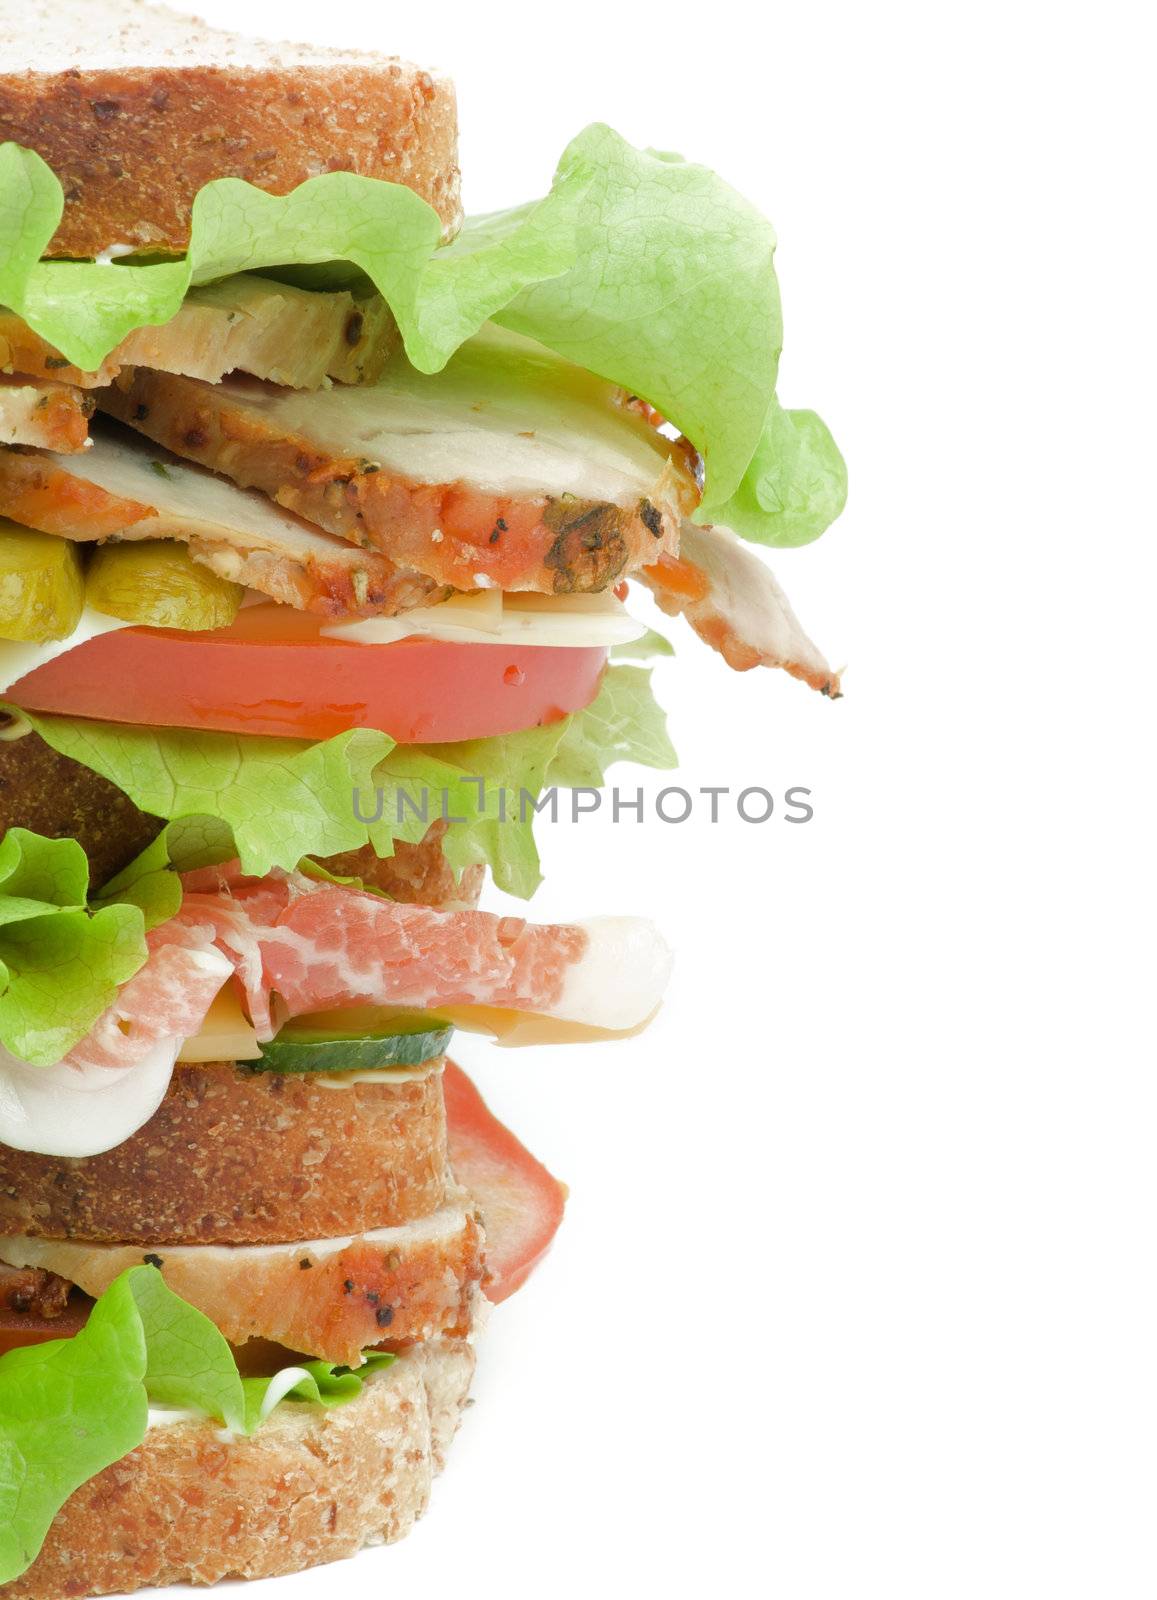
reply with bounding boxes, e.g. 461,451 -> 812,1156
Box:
253,1015 -> 454,1074
86,539 -> 243,631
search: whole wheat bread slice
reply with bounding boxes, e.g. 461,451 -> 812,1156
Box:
0,1058 -> 450,1245
1,1337 -> 476,1600
0,0 -> 461,258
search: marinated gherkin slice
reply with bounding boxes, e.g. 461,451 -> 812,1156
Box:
0,520 -> 85,642
86,540 -> 244,630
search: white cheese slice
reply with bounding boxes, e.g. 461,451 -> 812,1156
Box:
176,986 -> 263,1063
321,587 -> 647,649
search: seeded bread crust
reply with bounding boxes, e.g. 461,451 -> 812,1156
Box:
0,2 -> 461,258
0,1337 -> 475,1600
0,1061 -> 449,1245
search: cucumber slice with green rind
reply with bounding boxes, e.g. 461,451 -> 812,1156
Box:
252,1017 -> 454,1075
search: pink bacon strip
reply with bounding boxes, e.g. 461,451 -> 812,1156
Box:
257,888 -> 587,1020
59,864 -> 670,1067
63,922 -> 233,1071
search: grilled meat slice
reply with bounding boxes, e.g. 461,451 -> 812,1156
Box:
0,279 -> 398,392
0,379 -> 95,452
0,427 -> 444,617
98,325 -> 697,593
641,520 -> 841,695
0,1191 -> 484,1366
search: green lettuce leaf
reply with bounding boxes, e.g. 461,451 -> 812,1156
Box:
545,666 -> 677,789
610,626 -> 674,661
0,829 -> 148,1065
710,400 -> 849,547
125,1266 -> 245,1432
0,1272 -> 147,1583
0,828 -> 90,922
346,664 -> 677,896
13,666 -> 675,899
95,816 -> 237,930
240,1352 -> 396,1433
13,717 -> 395,880
0,125 -> 843,547
0,1266 -> 391,1583
368,667 -> 676,895
368,721 -> 567,901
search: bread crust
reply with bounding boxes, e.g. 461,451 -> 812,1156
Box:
0,1061 -> 448,1245
0,62 -> 461,259
325,822 -> 484,908
0,1337 -> 475,1600
0,729 -> 163,890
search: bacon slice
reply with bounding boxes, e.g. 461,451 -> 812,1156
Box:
62,924 -> 233,1072
260,890 -> 588,1020
0,278 -> 397,391
641,520 -> 841,695
5,870 -> 669,1161
0,379 -> 94,452
0,1193 -> 484,1365
174,866 -> 672,1036
0,427 -> 444,617
98,325 -> 697,593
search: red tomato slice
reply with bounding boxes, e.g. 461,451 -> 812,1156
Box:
443,1060 -> 566,1304
8,606 -> 608,744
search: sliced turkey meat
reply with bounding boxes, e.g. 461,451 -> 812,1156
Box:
0,378 -> 94,452
98,325 -> 698,593
641,520 -> 841,695
0,277 -> 397,391
0,426 -> 444,616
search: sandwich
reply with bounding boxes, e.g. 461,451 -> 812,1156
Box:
0,3 -> 846,1595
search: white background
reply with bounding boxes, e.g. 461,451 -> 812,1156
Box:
177,1 -> 1149,1595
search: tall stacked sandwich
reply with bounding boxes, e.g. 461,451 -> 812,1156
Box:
0,3 -> 846,1594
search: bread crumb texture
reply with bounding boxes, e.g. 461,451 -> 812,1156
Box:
1,1338 -> 476,1599
0,0 -> 461,256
